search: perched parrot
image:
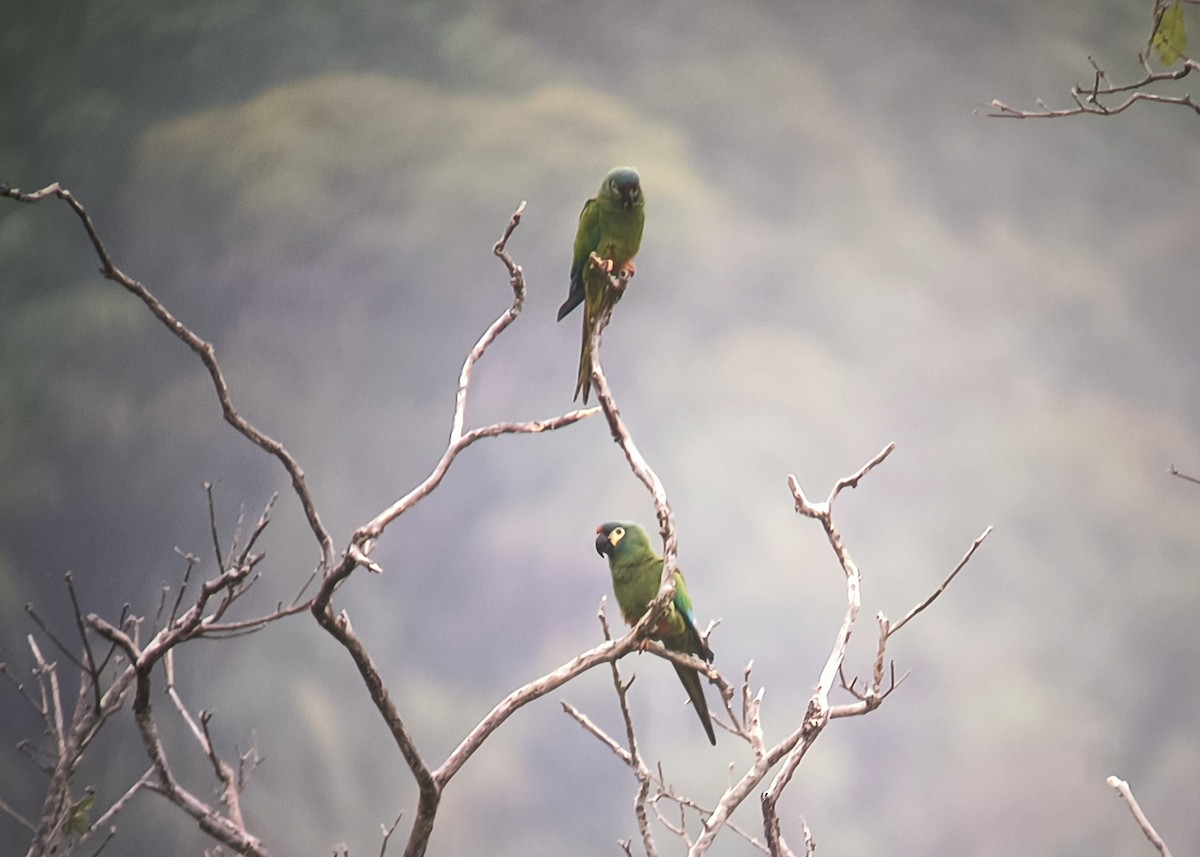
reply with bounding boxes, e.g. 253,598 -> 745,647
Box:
557,167 -> 645,403
594,521 -> 716,745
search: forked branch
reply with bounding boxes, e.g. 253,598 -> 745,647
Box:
987,56 -> 1200,118
300,203 -> 606,857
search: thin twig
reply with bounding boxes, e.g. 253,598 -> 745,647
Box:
204,482 -> 225,572
164,650 -> 207,751
0,794 -> 34,831
194,600 -> 313,636
167,552 -> 196,631
1,660 -> 41,714
352,202 -> 594,551
64,572 -> 102,715
1168,464 -> 1200,486
25,605 -> 87,673
691,449 -> 894,855
235,493 -> 277,572
1107,776 -> 1174,857
379,811 -> 405,857
561,701 -> 632,762
78,767 -> 155,848
888,526 -> 992,637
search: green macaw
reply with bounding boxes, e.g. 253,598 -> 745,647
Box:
557,167 -> 645,403
594,521 -> 716,745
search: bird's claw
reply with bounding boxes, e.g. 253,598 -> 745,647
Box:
588,254 -> 615,275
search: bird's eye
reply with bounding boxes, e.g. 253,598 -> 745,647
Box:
610,526 -> 626,545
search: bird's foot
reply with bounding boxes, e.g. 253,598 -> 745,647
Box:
617,260 -> 636,281
588,253 -> 615,275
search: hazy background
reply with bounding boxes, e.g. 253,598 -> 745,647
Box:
3,2 -> 1200,855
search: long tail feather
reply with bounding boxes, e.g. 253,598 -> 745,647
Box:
558,280 -> 584,321
673,662 -> 716,746
573,312 -> 591,403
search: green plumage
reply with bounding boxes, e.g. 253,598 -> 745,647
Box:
594,521 -> 716,745
557,167 -> 645,403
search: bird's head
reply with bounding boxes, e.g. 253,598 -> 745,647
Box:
595,521 -> 651,560
602,167 -> 642,210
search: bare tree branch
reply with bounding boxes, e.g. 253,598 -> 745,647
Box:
379,811 -> 404,857
828,524 -> 989,721
352,202 -> 596,550
87,617 -> 269,857
0,179 -> 314,852
717,444 -> 986,855
562,701 -> 632,762
562,437 -> 985,854
686,447 -> 891,855
60,497 -> 303,856
600,603 -> 659,857
753,445 -> 899,856
0,182 -> 335,568
586,264 -> 680,605
434,634 -> 646,786
762,802 -> 797,857
164,651 -> 253,830
1,177 -> 992,857
300,203 -> 601,857
563,606 -> 768,855
1107,776 -> 1174,857
986,57 -> 1200,118
11,626 -> 138,857
567,668 -> 775,855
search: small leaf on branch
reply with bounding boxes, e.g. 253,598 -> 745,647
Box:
64,791 -> 94,836
1152,1 -> 1188,66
